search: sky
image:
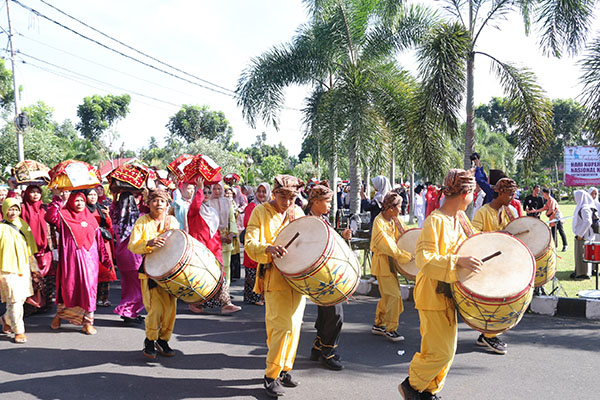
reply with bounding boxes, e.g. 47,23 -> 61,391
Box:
4,0 -> 599,158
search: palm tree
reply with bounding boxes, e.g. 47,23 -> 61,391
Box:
237,0 -> 438,214
419,0 -> 594,169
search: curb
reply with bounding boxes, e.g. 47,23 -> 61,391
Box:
356,279 -> 600,320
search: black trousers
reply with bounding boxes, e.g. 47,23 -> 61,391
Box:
313,303 -> 344,358
551,221 -> 568,249
230,253 -> 241,280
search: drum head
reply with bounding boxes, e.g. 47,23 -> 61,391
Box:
273,216 -> 329,275
504,217 -> 551,258
396,228 -> 421,278
456,232 -> 535,299
144,229 -> 187,278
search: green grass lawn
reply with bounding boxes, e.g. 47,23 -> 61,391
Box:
357,203 -> 598,298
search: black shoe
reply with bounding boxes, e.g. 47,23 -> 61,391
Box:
155,339 -> 175,357
320,354 -> 343,371
279,371 -> 299,387
570,272 -> 577,279
136,315 -> 145,322
476,334 -> 507,355
310,347 -> 320,361
576,274 -> 591,280
121,316 -> 143,324
143,338 -> 157,359
562,245 -> 568,252
398,377 -> 420,400
264,376 -> 285,398
420,391 -> 441,400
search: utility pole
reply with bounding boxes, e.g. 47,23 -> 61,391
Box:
6,0 -> 24,162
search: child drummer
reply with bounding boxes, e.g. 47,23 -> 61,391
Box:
370,192 -> 413,342
244,174 -> 305,398
128,189 -> 180,359
471,177 -> 518,355
399,169 -> 483,400
305,184 -> 352,371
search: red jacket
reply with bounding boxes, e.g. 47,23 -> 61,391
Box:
187,189 -> 223,263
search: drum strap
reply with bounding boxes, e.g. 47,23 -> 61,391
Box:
502,206 -> 516,223
457,211 -> 475,238
391,216 -> 406,235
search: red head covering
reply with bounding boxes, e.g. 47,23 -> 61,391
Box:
60,191 -> 99,250
21,185 -> 47,251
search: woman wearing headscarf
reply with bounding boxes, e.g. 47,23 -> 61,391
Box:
172,182 -> 195,231
572,190 -> 596,279
110,191 -> 145,323
588,187 -> 600,211
86,187 -> 116,307
208,181 -> 238,285
187,179 -> 241,315
45,190 -> 110,335
225,186 -> 242,281
0,198 -> 40,343
242,182 -> 271,305
361,175 -> 392,230
20,185 -> 54,313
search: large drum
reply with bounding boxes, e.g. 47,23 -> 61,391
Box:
452,232 -> 535,334
144,229 -> 223,304
395,228 -> 421,280
273,216 -> 361,306
504,216 -> 556,287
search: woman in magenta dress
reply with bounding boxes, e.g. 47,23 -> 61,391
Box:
85,187 -> 117,307
45,190 -> 110,335
110,191 -> 145,323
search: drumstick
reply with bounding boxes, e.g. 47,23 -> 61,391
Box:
512,230 -> 530,236
481,251 -> 502,263
284,232 -> 300,249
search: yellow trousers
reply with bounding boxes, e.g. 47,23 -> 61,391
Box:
264,287 -> 306,379
141,275 -> 177,341
408,308 -> 457,394
374,275 -> 404,332
222,248 -> 232,285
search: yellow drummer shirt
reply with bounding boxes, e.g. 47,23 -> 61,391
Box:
245,202 -> 304,292
414,210 -> 473,311
472,203 -> 512,232
128,214 -> 180,255
370,213 -> 412,277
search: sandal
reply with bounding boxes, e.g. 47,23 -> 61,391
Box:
221,304 -> 242,315
1,316 -> 12,334
188,304 -> 203,314
82,325 -> 97,335
14,333 -> 27,343
50,316 -> 61,330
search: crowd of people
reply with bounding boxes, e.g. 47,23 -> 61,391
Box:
0,158 -> 597,399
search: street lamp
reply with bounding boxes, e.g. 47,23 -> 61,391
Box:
16,111 -> 29,131
14,111 -> 28,162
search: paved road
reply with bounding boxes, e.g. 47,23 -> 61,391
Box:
1,279 -> 599,400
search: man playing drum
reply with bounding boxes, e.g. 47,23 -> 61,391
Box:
244,175 -> 305,398
305,184 -> 352,371
399,169 -> 483,400
128,189 -> 180,359
370,192 -> 413,342
471,177 -> 518,355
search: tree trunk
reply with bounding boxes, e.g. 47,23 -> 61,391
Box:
349,145 -> 362,215
390,142 -> 395,185
363,160 -> 370,202
464,51 -> 475,170
329,146 -> 338,224
409,163 -> 415,224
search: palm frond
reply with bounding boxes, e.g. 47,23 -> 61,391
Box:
482,53 -> 553,168
578,36 -> 600,141
535,0 -> 594,57
417,22 -> 471,137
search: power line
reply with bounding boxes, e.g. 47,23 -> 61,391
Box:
37,0 -> 237,95
15,31 -> 202,101
10,0 -> 235,97
15,50 -> 182,108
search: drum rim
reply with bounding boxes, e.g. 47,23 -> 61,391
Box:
453,231 -> 536,302
273,216 -> 332,277
145,229 -> 191,280
505,216 -> 551,258
396,228 -> 421,279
